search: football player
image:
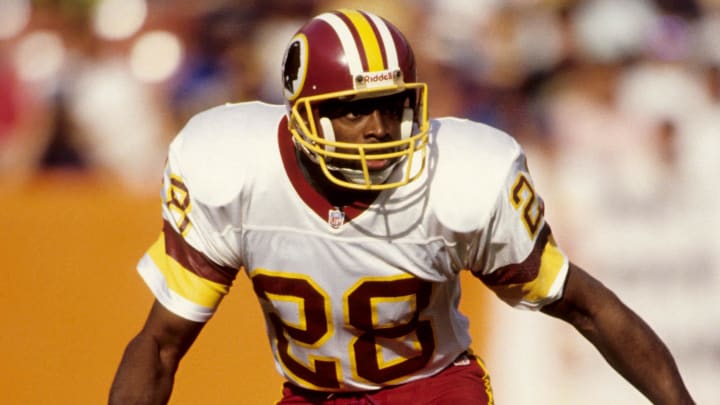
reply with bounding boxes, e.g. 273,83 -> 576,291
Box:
109,9 -> 694,405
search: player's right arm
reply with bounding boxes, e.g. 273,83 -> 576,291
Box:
109,110 -> 243,404
109,300 -> 205,405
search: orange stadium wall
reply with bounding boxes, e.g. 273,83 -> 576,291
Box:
0,175 -> 491,404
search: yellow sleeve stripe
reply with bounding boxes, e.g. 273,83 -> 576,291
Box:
519,233 -> 566,304
146,235 -> 229,309
340,9 -> 385,71
478,225 -> 568,308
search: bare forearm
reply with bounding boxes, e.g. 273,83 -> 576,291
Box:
109,334 -> 177,405
572,296 -> 694,404
542,265 -> 694,404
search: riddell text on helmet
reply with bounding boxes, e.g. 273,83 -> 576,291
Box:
356,69 -> 400,88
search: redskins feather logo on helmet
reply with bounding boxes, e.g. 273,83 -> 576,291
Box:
281,9 -> 430,191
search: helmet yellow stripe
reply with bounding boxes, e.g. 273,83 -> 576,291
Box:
339,9 -> 385,71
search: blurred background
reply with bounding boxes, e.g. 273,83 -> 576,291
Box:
1,0 -> 718,403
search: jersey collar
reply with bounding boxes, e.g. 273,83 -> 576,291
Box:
277,116 -> 378,225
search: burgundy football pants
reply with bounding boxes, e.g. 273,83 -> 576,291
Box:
276,352 -> 494,405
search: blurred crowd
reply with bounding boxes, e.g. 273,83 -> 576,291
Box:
1,0 -> 717,402
1,0 -> 719,191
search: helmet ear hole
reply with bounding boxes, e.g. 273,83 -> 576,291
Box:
319,117 -> 336,153
400,108 -> 414,140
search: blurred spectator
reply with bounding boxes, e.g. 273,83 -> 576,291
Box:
62,35 -> 173,193
61,3 -> 175,193
0,53 -> 21,148
168,3 -> 262,125
0,3 -> 65,185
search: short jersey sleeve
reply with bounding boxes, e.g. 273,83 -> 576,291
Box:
471,153 -> 569,310
137,130 -> 241,322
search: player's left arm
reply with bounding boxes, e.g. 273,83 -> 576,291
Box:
540,262 -> 695,405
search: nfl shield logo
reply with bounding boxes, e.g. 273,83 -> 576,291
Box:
328,207 -> 345,229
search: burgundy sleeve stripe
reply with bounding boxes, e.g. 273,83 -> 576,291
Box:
478,225 -> 551,286
162,220 -> 238,285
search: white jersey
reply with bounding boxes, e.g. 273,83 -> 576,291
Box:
138,101 -> 569,392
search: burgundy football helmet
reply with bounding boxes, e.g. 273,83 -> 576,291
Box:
281,9 -> 429,190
